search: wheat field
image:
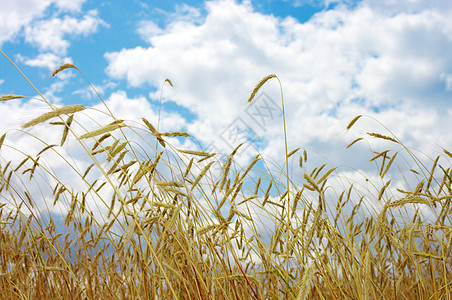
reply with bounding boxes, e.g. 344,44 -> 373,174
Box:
1,52 -> 451,299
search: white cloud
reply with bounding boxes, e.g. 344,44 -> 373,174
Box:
441,72 -> 452,91
17,52 -> 73,71
363,0 -> 452,14
24,9 -> 108,55
105,0 -> 452,170
72,82 -> 118,102
0,0 -> 86,45
137,21 -> 163,43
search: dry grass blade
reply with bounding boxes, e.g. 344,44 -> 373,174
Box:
0,94 -> 26,101
52,63 -> 77,77
80,121 -> 125,139
23,104 -> 85,128
247,74 -> 276,103
346,115 -> 362,130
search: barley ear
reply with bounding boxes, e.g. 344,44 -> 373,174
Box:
165,78 -> 174,87
52,63 -> 77,77
296,263 -> 315,300
247,74 -> 276,103
0,94 -> 26,101
346,115 -> 362,130
23,104 -> 85,128
0,133 -> 5,150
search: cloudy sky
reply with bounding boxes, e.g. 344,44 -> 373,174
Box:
1,0 -> 452,221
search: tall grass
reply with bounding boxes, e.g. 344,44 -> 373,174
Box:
1,53 -> 451,299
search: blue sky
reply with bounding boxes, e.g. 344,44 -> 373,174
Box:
1,0 -> 452,221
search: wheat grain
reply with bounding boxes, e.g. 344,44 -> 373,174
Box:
262,181 -> 272,206
60,114 -> 74,146
110,141 -> 128,158
312,164 -> 326,179
191,161 -> 215,191
183,158 -> 194,178
197,152 -> 216,163
296,263 -> 314,300
291,190 -> 303,218
378,180 -> 391,201
220,143 -> 243,191
287,148 -> 300,158
413,181 -> 424,195
254,177 -> 261,196
346,138 -> 363,149
238,154 -> 260,183
0,94 -> 26,101
370,150 -> 390,162
381,152 -> 397,178
81,122 -> 125,139
247,74 -> 276,103
367,132 -> 398,143
317,167 -> 337,185
443,148 -> 452,159
161,187 -> 187,197
23,104 -> 85,128
346,115 -> 363,130
160,131 -> 190,137
178,149 -> 211,156
426,156 -> 439,191
52,63 -> 77,76
92,133 -> 111,150
0,133 -> 5,150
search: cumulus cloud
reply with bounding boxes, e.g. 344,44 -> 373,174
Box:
24,9 -> 108,55
17,52 -> 73,71
0,0 -> 86,46
105,0 -> 452,167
